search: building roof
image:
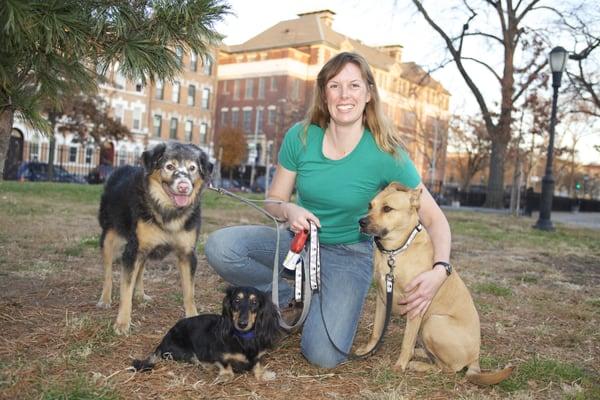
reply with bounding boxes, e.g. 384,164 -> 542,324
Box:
223,10 -> 448,94
400,62 -> 449,94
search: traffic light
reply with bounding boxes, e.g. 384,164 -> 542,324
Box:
575,182 -> 581,191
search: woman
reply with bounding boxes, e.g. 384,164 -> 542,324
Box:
205,52 -> 451,368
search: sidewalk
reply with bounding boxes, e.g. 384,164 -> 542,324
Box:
442,205 -> 600,231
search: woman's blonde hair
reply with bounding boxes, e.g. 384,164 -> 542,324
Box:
303,51 -> 405,155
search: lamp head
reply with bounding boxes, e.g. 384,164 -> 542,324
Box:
549,46 -> 568,87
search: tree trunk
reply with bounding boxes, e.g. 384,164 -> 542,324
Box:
0,107 -> 15,181
485,137 -> 509,208
47,111 -> 58,181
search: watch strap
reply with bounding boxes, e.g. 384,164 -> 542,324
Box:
432,261 -> 452,276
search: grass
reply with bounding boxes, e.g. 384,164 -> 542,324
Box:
498,356 -> 594,394
473,282 -> 513,297
1,182 -> 600,399
449,211 -> 600,253
40,376 -> 120,400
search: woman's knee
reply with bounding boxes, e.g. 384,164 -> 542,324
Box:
204,229 -> 240,269
301,339 -> 347,368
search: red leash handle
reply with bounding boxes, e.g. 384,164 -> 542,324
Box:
283,229 -> 308,270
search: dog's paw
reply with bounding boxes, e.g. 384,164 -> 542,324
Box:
113,321 -> 131,336
96,300 -> 111,309
134,293 -> 152,304
355,344 -> 374,356
393,360 -> 408,373
259,369 -> 276,381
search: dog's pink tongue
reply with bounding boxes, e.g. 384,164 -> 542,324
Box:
173,194 -> 190,207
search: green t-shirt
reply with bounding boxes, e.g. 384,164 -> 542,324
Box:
278,123 -> 421,244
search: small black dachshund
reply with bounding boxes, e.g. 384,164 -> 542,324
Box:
132,286 -> 281,381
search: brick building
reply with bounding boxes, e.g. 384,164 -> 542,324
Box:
5,48 -> 218,179
215,10 -> 451,188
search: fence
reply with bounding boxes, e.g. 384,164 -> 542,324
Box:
9,141 -> 141,183
442,186 -> 600,212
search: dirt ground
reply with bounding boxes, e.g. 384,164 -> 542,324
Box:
0,183 -> 599,399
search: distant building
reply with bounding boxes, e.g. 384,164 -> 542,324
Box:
215,10 -> 451,188
5,48 -> 218,179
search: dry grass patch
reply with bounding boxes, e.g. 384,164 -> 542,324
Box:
0,182 -> 599,399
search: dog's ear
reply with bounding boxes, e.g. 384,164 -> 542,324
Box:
409,188 -> 422,209
198,150 -> 212,178
388,182 -> 408,192
255,291 -> 281,347
221,286 -> 235,318
142,143 -> 166,172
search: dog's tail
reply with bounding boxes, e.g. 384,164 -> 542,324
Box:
132,352 -> 160,372
466,362 -> 514,385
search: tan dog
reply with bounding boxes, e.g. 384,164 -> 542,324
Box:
356,182 -> 513,385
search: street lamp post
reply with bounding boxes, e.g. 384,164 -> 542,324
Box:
534,46 -> 568,231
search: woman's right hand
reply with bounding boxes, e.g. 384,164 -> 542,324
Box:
283,203 -> 321,232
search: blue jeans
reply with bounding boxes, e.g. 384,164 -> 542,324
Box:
205,225 -> 373,368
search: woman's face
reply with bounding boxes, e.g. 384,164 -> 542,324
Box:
325,62 -> 371,128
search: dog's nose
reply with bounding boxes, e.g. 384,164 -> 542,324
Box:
358,217 -> 368,228
177,181 -> 190,193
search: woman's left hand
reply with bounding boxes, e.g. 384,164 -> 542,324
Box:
398,267 -> 447,319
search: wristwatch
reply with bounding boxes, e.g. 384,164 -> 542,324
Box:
432,261 -> 452,276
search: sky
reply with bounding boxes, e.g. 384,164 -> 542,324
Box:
215,0 -> 599,164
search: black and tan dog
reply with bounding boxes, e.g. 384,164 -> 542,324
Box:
357,183 -> 513,385
96,141 -> 210,335
132,286 -> 281,381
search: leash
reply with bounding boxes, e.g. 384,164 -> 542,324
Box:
318,223 -> 423,359
206,184 -> 311,332
207,182 -> 423,358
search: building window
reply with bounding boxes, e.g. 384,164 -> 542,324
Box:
114,104 -> 124,124
118,145 -> 127,166
134,146 -> 143,164
245,79 -> 254,99
203,58 -> 213,75
270,76 -> 277,91
258,77 -> 265,99
155,80 -> 164,100
176,46 -> 184,67
201,88 -> 210,109
184,120 -> 193,142
85,147 -> 93,164
243,109 -> 252,133
172,81 -> 180,103
190,52 -> 198,71
153,115 -> 162,137
256,108 -> 263,133
30,134 -> 40,161
220,110 -> 228,126
188,85 -> 196,106
135,82 -> 143,92
69,146 -> 77,163
222,80 -> 229,94
199,122 -> 208,144
231,109 -> 239,127
233,80 -> 240,100
291,79 -> 300,100
170,117 -> 178,139
114,69 -> 126,89
268,109 -> 276,126
132,107 -> 142,130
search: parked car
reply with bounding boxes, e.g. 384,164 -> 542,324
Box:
16,162 -> 87,184
218,178 -> 244,192
251,174 -> 274,193
86,162 -> 114,184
